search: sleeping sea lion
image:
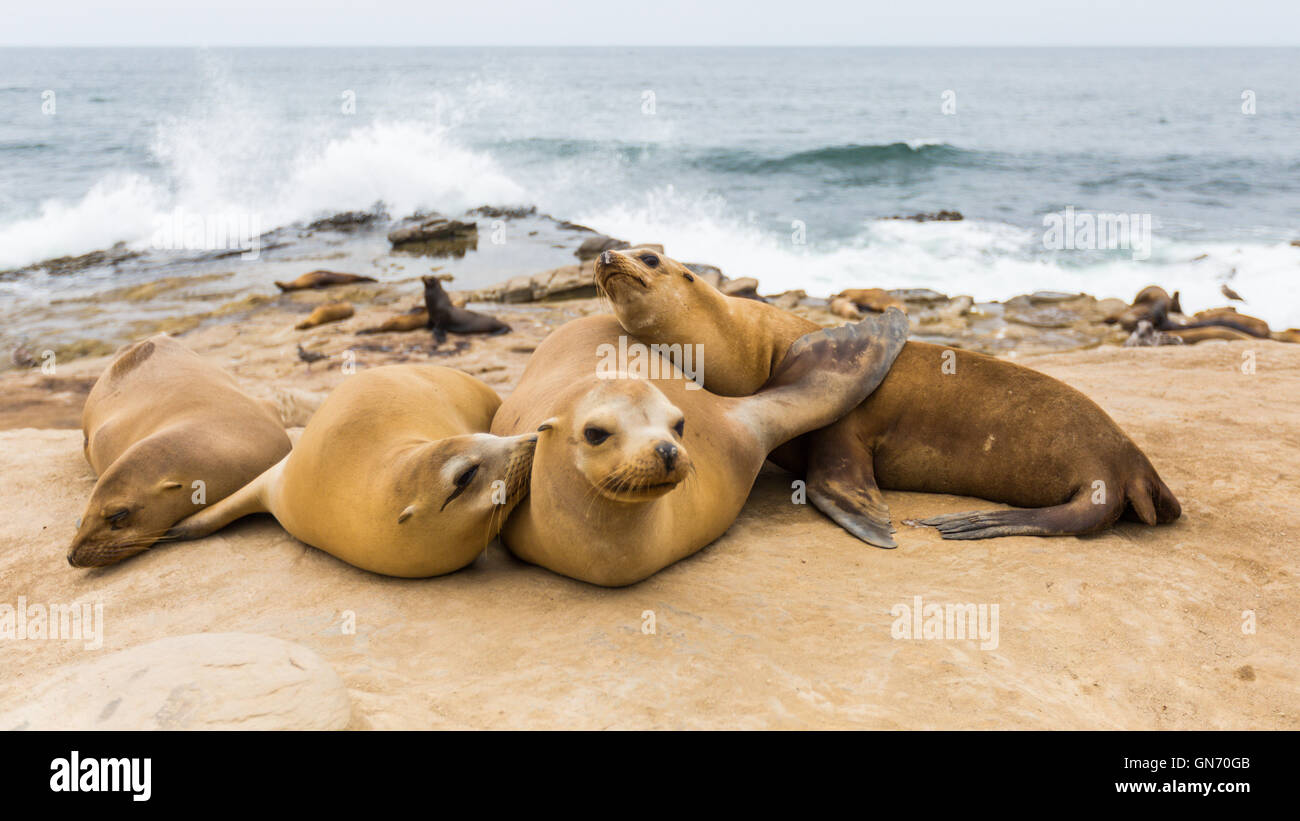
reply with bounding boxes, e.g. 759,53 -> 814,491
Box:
275,271 -> 377,292
167,365 -> 536,577
68,334 -> 291,567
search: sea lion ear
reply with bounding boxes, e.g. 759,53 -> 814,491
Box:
536,417 -> 560,433
160,480 -> 183,490
397,505 -> 416,524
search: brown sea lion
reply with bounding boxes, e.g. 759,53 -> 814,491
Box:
1185,307 -> 1270,338
490,311 -> 908,586
274,271 -> 377,292
1271,328 -> 1300,344
295,302 -> 354,330
69,334 -> 291,567
1116,285 -> 1182,331
168,366 -> 536,578
596,248 -> 1181,544
422,276 -> 510,343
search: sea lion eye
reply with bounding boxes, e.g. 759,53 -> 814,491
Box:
584,427 -> 611,445
639,254 -> 659,268
455,465 -> 479,487
106,509 -> 129,529
673,419 -> 685,437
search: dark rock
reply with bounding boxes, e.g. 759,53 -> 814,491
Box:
306,207 -> 388,232
883,210 -> 964,222
469,205 -> 537,219
576,235 -> 630,261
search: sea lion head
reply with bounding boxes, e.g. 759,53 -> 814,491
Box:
594,248 -> 709,339
67,441 -> 197,568
394,431 -> 538,554
561,378 -> 692,503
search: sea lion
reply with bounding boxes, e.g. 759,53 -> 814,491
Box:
356,310 -> 429,334
1166,326 -> 1256,343
167,365 -> 536,578
596,248 -> 1181,544
829,296 -> 864,320
1116,285 -> 1182,331
68,335 -> 291,567
490,311 -> 908,586
274,270 -> 377,292
422,276 -> 510,342
295,302 -> 354,330
1186,307 -> 1269,338
1272,328 -> 1300,344
837,288 -> 908,314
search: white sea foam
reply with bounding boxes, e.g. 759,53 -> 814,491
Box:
570,186 -> 1300,330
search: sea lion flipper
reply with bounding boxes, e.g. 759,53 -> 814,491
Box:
742,309 -> 909,451
806,458 -> 896,549
802,426 -> 896,547
918,488 -> 1121,540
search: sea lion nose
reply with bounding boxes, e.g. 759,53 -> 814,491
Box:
654,442 -> 678,472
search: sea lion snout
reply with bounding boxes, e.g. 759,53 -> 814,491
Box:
654,441 -> 678,472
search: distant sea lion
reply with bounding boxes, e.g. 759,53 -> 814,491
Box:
1166,326 -> 1256,343
168,366 -> 537,577
1119,287 -> 1269,340
837,288 -> 908,314
274,271 -> 377,292
490,311 -> 907,586
68,335 -> 291,567
422,276 -> 510,343
596,248 -> 1181,543
295,302 -> 354,330
1272,328 -> 1300,344
356,310 -> 429,335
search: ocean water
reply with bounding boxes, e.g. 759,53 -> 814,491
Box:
2,47 -> 1298,326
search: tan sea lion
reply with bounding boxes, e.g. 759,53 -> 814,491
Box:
356,310 -> 429,334
68,335 -> 291,567
1272,328 -> 1300,344
274,270 -> 377,291
422,276 -> 510,342
829,296 -> 864,320
1167,326 -> 1256,343
295,302 -> 354,330
490,311 -> 908,586
167,365 -> 536,578
596,248 -> 1181,544
837,288 -> 908,314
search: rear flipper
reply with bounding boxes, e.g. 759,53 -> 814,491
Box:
165,458 -> 281,541
918,487 -> 1122,540
804,425 -> 896,548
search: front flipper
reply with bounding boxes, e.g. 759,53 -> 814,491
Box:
804,428 -> 896,548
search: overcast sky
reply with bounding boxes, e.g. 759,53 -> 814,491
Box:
5,1 -> 1298,47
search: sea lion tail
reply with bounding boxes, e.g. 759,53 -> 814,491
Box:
165,459 -> 280,541
1125,473 -> 1181,525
